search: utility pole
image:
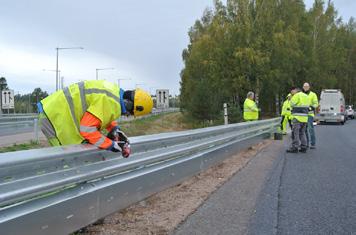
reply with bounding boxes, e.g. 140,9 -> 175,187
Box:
55,47 -> 84,91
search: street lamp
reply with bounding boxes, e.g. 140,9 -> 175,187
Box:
96,68 -> 115,80
43,69 -> 61,89
56,47 -> 84,91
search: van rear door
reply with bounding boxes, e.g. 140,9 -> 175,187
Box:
320,92 -> 341,114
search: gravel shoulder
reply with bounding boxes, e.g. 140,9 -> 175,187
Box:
79,140 -> 274,235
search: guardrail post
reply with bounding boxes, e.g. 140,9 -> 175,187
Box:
224,103 -> 228,125
34,118 -> 39,143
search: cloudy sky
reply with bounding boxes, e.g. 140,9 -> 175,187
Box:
0,0 -> 354,95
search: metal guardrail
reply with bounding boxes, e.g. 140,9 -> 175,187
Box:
0,118 -> 40,141
0,118 -> 279,235
0,115 -> 38,123
118,107 -> 179,122
0,113 -> 38,117
0,109 -> 179,137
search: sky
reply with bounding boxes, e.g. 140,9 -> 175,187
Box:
0,0 -> 355,95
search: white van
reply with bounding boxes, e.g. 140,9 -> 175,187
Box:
316,89 -> 346,124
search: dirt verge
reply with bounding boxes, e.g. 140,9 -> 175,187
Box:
79,140 -> 272,235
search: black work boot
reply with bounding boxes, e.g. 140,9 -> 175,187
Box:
286,148 -> 298,153
299,148 -> 307,153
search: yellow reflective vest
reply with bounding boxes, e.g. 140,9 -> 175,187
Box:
290,92 -> 310,123
281,99 -> 292,119
305,91 -> 319,117
243,98 -> 259,121
40,80 -> 121,145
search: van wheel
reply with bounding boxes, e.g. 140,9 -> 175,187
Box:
341,121 -> 345,125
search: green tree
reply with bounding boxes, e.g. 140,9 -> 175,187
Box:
180,0 -> 356,122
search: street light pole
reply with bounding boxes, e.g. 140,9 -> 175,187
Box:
56,48 -> 59,91
96,68 -> 115,80
55,47 -> 84,91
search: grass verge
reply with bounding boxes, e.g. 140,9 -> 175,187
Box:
120,112 -> 194,136
0,141 -> 42,153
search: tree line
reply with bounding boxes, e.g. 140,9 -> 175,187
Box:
180,0 -> 356,122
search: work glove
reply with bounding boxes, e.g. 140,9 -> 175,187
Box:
110,141 -> 122,153
107,126 -> 130,144
107,127 -> 131,158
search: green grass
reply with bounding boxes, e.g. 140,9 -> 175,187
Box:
120,112 -> 190,136
0,141 -> 41,153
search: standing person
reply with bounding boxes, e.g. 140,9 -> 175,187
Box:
37,80 -> 153,158
286,87 -> 310,153
243,91 -> 259,121
303,82 -> 319,149
280,94 -> 292,134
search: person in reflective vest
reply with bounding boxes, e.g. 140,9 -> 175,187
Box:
243,91 -> 259,121
37,80 -> 153,157
280,94 -> 292,134
286,87 -> 310,153
303,82 -> 319,149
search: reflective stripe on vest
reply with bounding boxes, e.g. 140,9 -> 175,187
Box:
292,106 -> 309,115
94,135 -> 106,147
63,87 -> 80,130
85,88 -> 120,104
78,81 -> 87,114
80,125 -> 97,133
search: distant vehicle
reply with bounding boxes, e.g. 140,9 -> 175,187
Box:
316,89 -> 346,125
346,105 -> 355,119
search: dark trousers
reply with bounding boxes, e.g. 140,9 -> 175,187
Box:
291,119 -> 307,149
305,116 -> 316,146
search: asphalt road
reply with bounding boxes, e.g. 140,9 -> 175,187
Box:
174,120 -> 356,235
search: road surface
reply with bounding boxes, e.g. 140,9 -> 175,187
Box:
174,120 -> 356,235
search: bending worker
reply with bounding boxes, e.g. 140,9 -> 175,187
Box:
303,82 -> 318,149
287,87 -> 310,153
243,91 -> 259,121
37,80 -> 153,157
280,94 -> 292,134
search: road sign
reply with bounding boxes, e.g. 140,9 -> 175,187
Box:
1,90 -> 14,109
156,89 -> 169,109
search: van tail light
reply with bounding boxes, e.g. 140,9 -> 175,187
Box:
340,105 -> 344,113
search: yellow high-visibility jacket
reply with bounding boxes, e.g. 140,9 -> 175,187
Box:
243,98 -> 259,121
305,91 -> 319,117
281,98 -> 292,119
40,80 -> 121,145
290,92 -> 310,123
